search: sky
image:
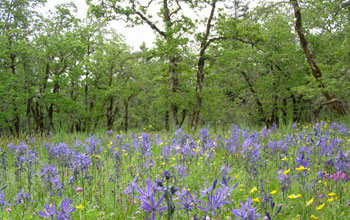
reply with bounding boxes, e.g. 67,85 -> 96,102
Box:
37,0 -> 156,50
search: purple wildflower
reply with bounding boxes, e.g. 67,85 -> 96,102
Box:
174,165 -> 190,177
0,192 -> 11,211
58,198 -> 76,219
140,194 -> 167,220
175,187 -> 197,213
38,198 -> 75,220
38,203 -> 56,219
232,197 -> 261,220
197,190 -> 230,216
135,178 -> 156,200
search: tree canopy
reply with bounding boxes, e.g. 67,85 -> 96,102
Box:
1,0 -> 349,135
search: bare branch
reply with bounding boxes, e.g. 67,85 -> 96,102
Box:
321,99 -> 339,106
170,0 -> 182,17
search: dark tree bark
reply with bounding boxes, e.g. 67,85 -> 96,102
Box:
169,56 -> 179,128
10,46 -> 20,135
179,109 -> 187,128
120,0 -> 181,130
240,70 -> 266,124
290,0 -> 347,116
106,97 -> 119,130
191,0 -> 217,130
123,95 -> 133,133
165,111 -> 169,132
48,81 -> 59,132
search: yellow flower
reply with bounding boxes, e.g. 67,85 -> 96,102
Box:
250,187 -> 258,194
296,166 -> 307,171
328,192 -> 336,197
76,205 -> 85,210
283,169 -> 290,175
282,156 -> 288,161
315,203 -> 325,210
270,190 -> 277,195
252,197 -> 260,203
288,194 -> 302,199
327,197 -> 334,202
306,198 -> 314,206
95,155 -> 102,159
311,215 -> 319,219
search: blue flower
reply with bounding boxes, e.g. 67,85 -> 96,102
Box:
232,197 -> 261,220
0,192 -> 11,211
140,194 -> 167,220
38,203 -> 56,219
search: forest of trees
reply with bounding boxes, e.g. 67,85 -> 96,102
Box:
1,0 -> 350,135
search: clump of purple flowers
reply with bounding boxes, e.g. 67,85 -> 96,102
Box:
198,179 -> 230,216
0,191 -> 11,211
40,163 -> 63,193
232,197 -> 261,220
38,198 -> 76,220
135,178 -> 167,220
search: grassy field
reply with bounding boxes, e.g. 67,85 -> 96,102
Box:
0,121 -> 350,219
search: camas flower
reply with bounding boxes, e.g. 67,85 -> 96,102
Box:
0,192 -> 11,211
232,197 -> 261,220
175,187 -> 197,213
38,203 -> 56,218
38,198 -> 75,220
140,194 -> 167,220
197,190 -> 230,216
58,198 -> 76,219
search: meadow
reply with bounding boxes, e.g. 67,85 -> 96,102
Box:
0,122 -> 350,220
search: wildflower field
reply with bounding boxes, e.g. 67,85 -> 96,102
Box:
1,122 -> 350,220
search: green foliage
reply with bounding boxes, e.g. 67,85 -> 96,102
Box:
0,0 -> 350,135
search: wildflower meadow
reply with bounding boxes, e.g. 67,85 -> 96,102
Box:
1,122 -> 350,219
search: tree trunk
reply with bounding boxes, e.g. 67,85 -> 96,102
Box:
179,109 -> 187,128
165,111 -> 169,132
191,56 -> 205,130
169,56 -> 179,129
106,97 -> 114,130
48,81 -> 59,132
240,70 -> 266,124
290,0 -> 346,116
123,96 -> 132,133
10,51 -> 20,135
191,0 -> 217,130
